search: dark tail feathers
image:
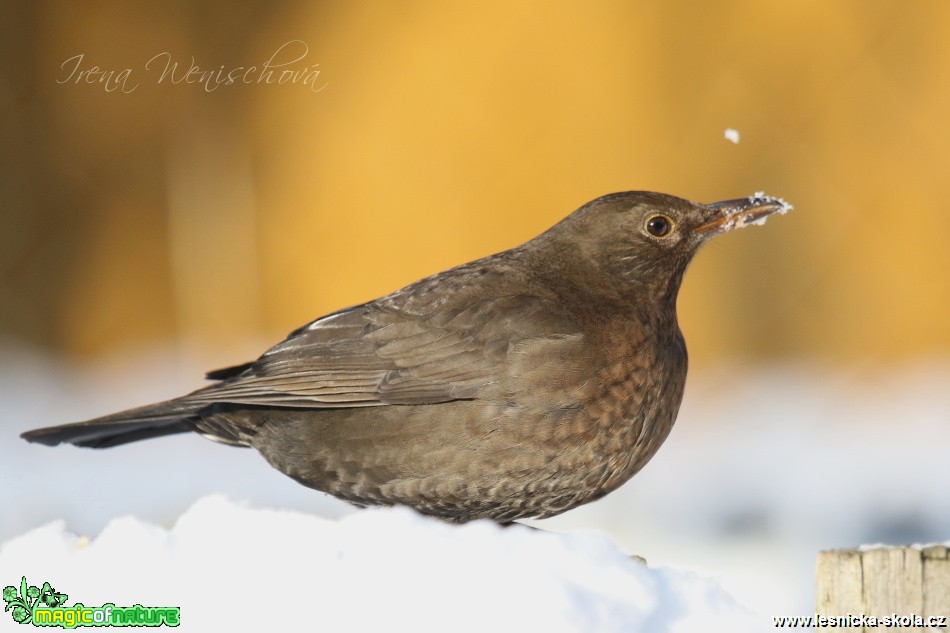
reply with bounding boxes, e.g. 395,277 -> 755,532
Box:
20,399 -> 203,449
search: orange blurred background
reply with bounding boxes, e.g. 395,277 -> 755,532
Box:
2,0 -> 949,371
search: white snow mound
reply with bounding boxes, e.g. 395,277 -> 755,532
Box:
0,496 -> 756,632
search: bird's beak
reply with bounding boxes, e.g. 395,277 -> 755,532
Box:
694,193 -> 792,236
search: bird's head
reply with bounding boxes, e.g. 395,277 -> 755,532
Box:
535,191 -> 792,307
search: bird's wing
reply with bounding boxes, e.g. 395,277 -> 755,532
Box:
181,287 -> 578,409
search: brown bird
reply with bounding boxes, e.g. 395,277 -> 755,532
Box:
21,191 -> 790,523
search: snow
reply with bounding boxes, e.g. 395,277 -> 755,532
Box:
2,344 -> 950,629
713,193 -> 793,231
724,128 -> 740,144
750,191 -> 793,215
856,541 -> 950,552
0,496 -> 756,632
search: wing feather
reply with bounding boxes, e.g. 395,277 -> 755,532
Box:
179,284 -> 579,410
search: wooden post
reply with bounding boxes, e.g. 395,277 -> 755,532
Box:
816,545 -> 950,630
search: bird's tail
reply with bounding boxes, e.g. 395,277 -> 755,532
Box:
20,398 -> 204,449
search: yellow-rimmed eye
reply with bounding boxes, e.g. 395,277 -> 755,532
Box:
645,214 -> 674,237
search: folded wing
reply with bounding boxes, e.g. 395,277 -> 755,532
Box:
182,289 -> 578,409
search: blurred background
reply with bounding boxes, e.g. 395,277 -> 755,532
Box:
1,0 -> 948,619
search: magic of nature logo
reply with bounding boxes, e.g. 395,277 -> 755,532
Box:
3,577 -> 179,628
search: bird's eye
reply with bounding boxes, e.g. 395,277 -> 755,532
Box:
645,214 -> 674,238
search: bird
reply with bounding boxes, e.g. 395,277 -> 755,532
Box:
21,191 -> 791,523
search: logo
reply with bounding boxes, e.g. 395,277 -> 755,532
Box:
3,577 -> 179,628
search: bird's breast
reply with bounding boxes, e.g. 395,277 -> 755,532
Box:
530,321 -> 688,500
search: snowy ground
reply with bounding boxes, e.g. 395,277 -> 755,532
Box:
0,496 -> 755,632
2,342 -> 949,629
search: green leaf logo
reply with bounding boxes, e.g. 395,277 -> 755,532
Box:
3,576 -> 68,625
